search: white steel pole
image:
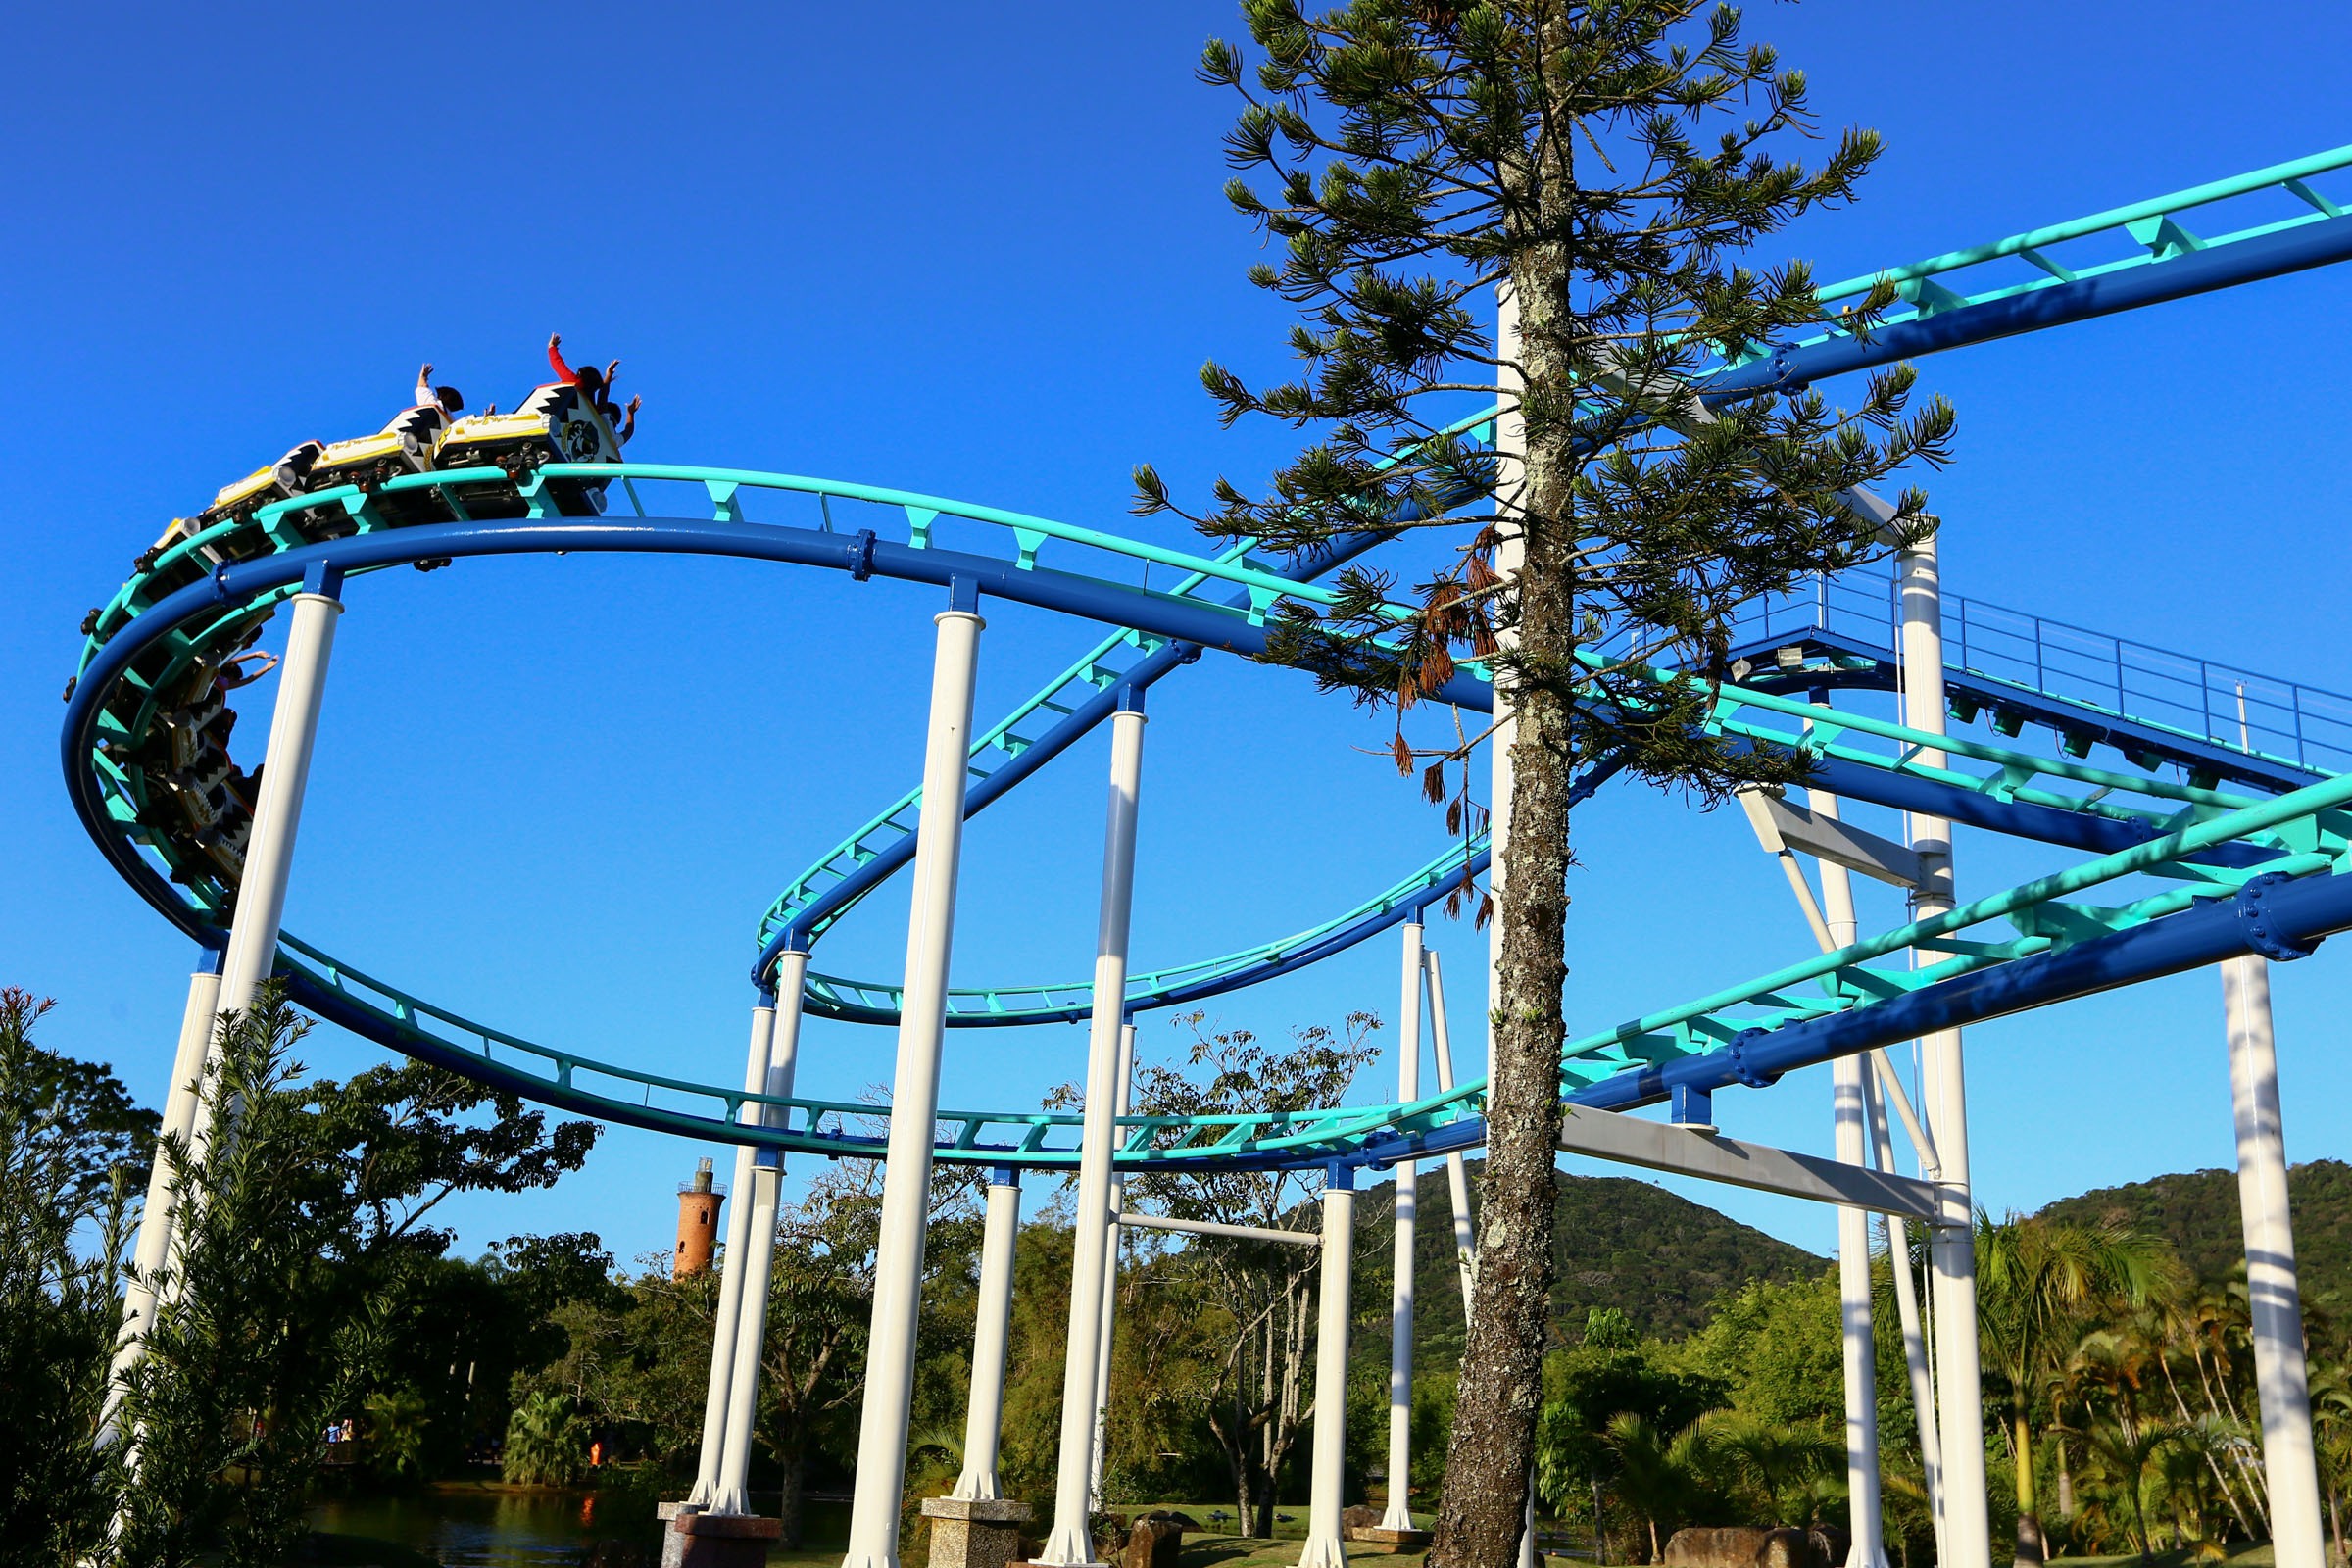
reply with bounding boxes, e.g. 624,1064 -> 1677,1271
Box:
1867,1071 -> 1945,1564
2223,956 -> 2327,1568
1088,1021 -> 1138,1507
101,958 -> 223,1438
714,954 -> 807,1514
1299,1173 -> 1359,1568
1805,790 -> 1889,1568
842,604 -> 985,1568
1383,921 -> 1427,1531
1040,700 -> 1148,1568
149,582 -> 343,1334
686,993 -> 777,1504
1897,534 -> 1989,1568
953,1169 -> 1025,1501
1489,281 -> 1524,1036
1424,949 -> 1477,1318
207,587 -> 342,1025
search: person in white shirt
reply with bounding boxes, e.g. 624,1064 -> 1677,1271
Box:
413,363 -> 465,416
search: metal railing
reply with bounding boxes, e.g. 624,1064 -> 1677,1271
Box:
1728,564 -> 2352,776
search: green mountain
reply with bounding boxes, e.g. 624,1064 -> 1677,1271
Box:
2037,1157 -> 2352,1308
1349,1160 -> 1826,1367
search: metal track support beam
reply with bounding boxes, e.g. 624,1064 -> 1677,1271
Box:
688,990 -> 779,1507
2223,956 -> 2327,1568
1299,1171 -> 1357,1568
953,1168 -> 1024,1501
1039,696 -> 1148,1568
1382,922 -> 1425,1532
842,601 -> 986,1568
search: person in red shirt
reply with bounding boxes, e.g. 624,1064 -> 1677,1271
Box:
549,333 -> 637,439
548,333 -> 616,405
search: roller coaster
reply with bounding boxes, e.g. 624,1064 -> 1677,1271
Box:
66,141 -> 2352,1169
64,141 -> 2352,1568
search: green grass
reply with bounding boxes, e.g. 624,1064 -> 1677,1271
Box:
2062,1547 -> 2275,1568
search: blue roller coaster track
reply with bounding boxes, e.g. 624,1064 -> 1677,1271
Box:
61,143 -> 2352,1173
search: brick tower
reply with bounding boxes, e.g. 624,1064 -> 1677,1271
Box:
674,1157 -> 723,1278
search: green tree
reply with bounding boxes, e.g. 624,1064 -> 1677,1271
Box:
504,1389 -> 591,1486
1152,8 -> 1952,1560
0,989 -> 132,1568
1678,1271 -> 1847,1429
111,992 -> 380,1568
1536,1308 -> 1727,1561
1976,1210 -> 2179,1566
2082,1420 -> 2184,1563
364,1387 -> 431,1479
1600,1411 -> 1709,1560
1697,1409 -> 1841,1528
1118,1010 -> 1382,1535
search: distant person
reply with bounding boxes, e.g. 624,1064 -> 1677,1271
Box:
616,394 -> 641,446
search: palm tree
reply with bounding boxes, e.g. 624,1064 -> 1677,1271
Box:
363,1388 -> 430,1480
1699,1410 -> 1843,1528
1603,1412 -> 1706,1561
503,1390 -> 588,1487
1977,1211 -> 2179,1566
2084,1420 -> 2184,1563
2309,1367 -> 2352,1567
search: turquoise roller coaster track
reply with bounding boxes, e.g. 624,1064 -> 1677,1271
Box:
59,143 -> 2352,1171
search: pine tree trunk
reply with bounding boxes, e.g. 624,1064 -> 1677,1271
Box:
1429,248 -> 1576,1568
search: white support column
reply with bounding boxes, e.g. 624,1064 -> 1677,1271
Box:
688,992 -> 779,1506
208,586 -> 343,1026
954,1169 -> 1024,1501
713,955 -> 808,1514
1424,949 -> 1477,1318
1039,697 -> 1149,1568
101,957 -> 224,1439
842,602 -> 986,1568
1382,921 -> 1426,1531
1488,281 -> 1523,1037
1088,1021 -> 1137,1507
1809,791 -> 1889,1568
1897,534 -> 1989,1568
1867,1069 -> 1945,1564
1299,1172 -> 1359,1568
119,578 -> 341,1436
2224,956 -> 2327,1568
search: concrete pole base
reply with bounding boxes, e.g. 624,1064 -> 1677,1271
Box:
659,1505 -> 781,1568
1357,1526 -> 1434,1548
924,1497 -> 1036,1568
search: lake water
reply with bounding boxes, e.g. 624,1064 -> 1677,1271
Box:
311,1488 -> 851,1567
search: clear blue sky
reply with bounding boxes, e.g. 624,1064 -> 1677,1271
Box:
5,2 -> 2350,1270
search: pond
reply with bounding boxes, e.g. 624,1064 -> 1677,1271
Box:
310,1486 -> 851,1567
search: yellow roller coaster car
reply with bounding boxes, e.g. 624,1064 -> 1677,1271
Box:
433,382 -> 619,519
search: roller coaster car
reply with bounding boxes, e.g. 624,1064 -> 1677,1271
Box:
126,441 -> 329,601
431,382 -> 618,520
197,441 -> 326,540
300,405 -> 457,532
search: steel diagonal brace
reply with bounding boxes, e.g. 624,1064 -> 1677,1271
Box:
1553,1104 -> 1939,1221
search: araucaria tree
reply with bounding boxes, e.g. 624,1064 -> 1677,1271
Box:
1143,4 -> 1955,1561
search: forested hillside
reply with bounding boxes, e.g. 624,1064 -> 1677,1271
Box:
2038,1156 -> 2352,1308
1348,1160 -> 1825,1374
